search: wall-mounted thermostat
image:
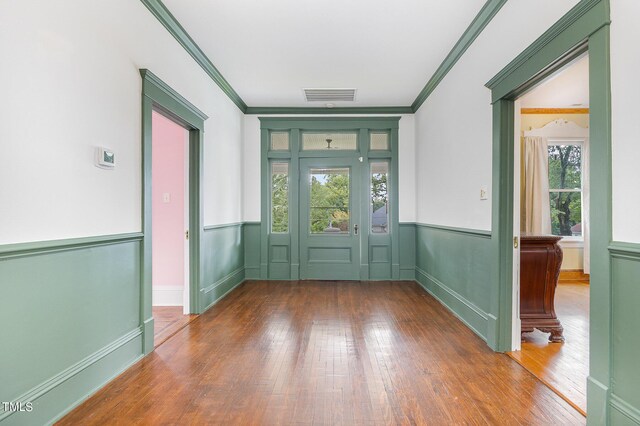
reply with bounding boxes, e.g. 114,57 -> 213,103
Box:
96,147 -> 115,169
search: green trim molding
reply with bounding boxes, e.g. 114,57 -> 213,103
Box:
139,69 -> 208,122
411,0 -> 508,112
246,106 -> 413,115
139,0 -> 512,115
485,0 -> 608,98
139,0 -> 248,112
141,68 -> 207,354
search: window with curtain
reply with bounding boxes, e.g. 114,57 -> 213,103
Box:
548,142 -> 583,238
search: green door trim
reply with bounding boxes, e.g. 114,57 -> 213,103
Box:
260,117 -> 400,281
140,69 -> 206,354
486,1 -> 611,423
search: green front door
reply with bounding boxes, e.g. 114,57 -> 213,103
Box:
299,157 -> 361,280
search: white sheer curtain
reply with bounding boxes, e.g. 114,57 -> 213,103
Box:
523,136 -> 552,234
582,140 -> 590,274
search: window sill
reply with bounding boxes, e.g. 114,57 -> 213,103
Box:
558,238 -> 584,249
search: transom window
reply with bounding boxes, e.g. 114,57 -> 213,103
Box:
302,133 -> 357,151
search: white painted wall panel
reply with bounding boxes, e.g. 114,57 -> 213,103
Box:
414,0 -> 579,231
242,114 -> 416,223
610,0 -> 640,243
0,0 -> 244,244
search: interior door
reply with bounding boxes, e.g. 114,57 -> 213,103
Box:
299,157 -> 361,280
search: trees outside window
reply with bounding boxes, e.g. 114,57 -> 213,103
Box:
548,144 -> 582,237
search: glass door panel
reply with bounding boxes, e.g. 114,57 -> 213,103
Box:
309,168 -> 350,234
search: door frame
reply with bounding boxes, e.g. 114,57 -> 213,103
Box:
485,0 -> 611,422
259,117 -> 400,281
140,69 -> 207,354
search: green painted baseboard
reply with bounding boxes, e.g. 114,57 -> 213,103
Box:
0,328 -> 142,425
610,395 -> 640,425
415,267 -> 489,341
201,267 -> 245,311
201,223 -> 245,312
414,223 -> 493,343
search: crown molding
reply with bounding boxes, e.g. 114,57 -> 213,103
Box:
140,0 -> 248,113
245,106 -> 413,115
411,0 -> 508,112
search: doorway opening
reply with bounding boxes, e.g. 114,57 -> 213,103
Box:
508,53 -> 590,415
151,110 -> 196,347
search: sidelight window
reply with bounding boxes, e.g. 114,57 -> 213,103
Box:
370,162 -> 389,234
271,162 -> 289,233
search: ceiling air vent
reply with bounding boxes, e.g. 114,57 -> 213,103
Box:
303,88 -> 357,102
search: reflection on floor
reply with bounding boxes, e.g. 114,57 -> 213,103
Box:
153,306 -> 197,347
509,280 -> 589,416
60,281 -> 585,425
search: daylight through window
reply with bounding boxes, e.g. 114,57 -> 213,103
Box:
548,143 -> 582,237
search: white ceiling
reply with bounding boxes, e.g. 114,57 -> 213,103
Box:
520,54 -> 589,108
162,0 -> 486,107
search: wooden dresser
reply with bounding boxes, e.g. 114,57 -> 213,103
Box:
520,234 -> 565,342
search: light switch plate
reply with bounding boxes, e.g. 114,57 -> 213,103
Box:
162,193 -> 171,203
480,187 -> 488,200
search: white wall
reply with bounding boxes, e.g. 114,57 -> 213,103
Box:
611,0 -> 640,244
242,114 -> 416,223
414,0 -> 579,230
0,0 -> 244,245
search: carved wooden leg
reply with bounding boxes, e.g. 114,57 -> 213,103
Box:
539,327 -> 565,343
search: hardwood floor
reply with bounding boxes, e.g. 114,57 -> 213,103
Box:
509,281 -> 589,415
60,281 -> 585,425
153,306 -> 197,348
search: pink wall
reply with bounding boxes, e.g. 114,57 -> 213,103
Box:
152,111 -> 188,289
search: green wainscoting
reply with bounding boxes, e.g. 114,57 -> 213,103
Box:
609,242 -> 640,425
243,222 -> 262,279
200,223 -> 246,311
414,224 -> 493,342
398,223 -> 416,280
0,234 -> 144,425
241,221 -> 417,282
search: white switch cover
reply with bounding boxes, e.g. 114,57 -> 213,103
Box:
162,193 -> 171,203
480,187 -> 488,200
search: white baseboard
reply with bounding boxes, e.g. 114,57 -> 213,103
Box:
152,285 -> 184,306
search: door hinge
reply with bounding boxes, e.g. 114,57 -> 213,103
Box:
185,230 -> 189,240
513,236 -> 518,249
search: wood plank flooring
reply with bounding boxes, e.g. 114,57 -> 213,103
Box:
509,281 -> 589,415
60,281 -> 585,425
153,306 -> 197,348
